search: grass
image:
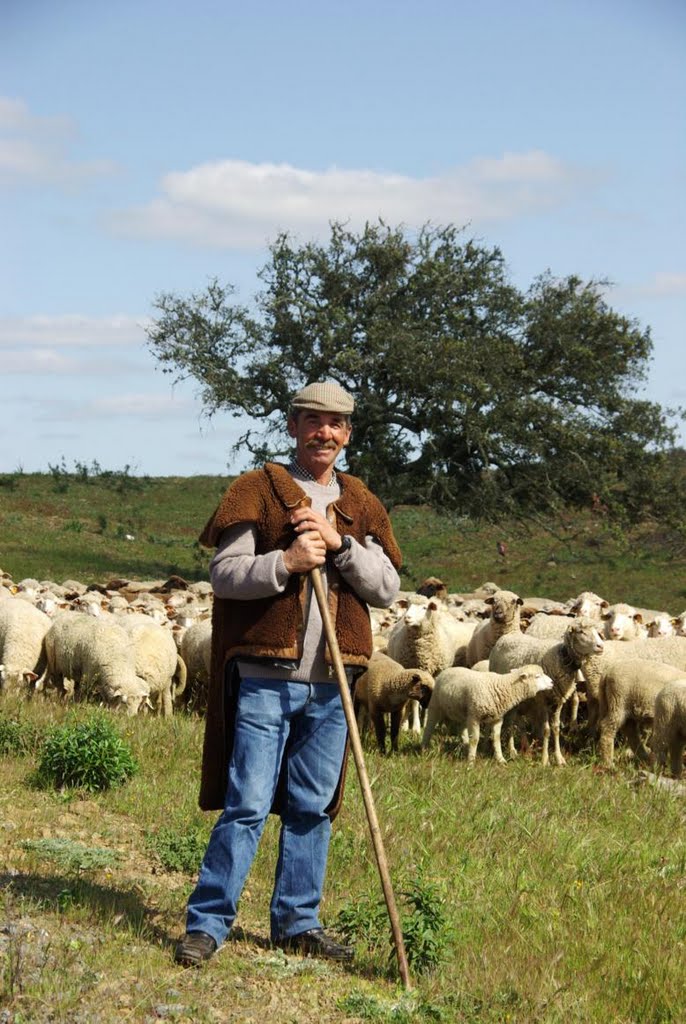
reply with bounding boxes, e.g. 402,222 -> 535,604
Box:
1,470 -> 685,610
1,468 -> 686,1020
1,694 -> 685,1022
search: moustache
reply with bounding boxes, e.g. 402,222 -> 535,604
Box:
305,440 -> 337,450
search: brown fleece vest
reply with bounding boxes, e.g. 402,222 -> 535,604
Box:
198,463 -> 402,812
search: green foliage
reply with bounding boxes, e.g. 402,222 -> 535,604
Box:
34,713 -> 139,792
0,714 -> 40,756
336,869 -> 450,975
21,837 -> 121,873
146,220 -> 685,526
147,825 -> 208,874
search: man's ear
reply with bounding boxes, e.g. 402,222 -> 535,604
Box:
287,416 -> 298,439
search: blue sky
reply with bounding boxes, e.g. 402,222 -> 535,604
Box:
2,0 -> 684,476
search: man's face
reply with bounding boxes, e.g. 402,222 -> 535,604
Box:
288,410 -> 352,480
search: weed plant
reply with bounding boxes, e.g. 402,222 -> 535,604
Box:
33,712 -> 139,791
147,825 -> 209,874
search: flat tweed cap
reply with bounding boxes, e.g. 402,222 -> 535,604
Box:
290,381 -> 355,415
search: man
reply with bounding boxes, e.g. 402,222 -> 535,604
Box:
175,380 -> 401,967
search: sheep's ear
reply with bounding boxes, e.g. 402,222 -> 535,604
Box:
517,597 -> 524,606
485,597 -> 495,606
601,612 -> 610,620
427,599 -> 439,611
634,613 -> 643,624
396,598 -> 409,609
600,600 -> 609,608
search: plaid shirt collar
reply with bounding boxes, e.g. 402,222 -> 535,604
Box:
288,458 -> 338,488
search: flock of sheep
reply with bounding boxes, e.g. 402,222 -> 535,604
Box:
1,568 -> 686,780
357,582 -> 686,778
0,571 -> 212,715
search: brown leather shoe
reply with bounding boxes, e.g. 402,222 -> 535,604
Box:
275,928 -> 353,961
174,931 -> 217,967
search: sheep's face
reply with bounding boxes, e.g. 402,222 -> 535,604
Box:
407,672 -> 435,707
571,592 -> 608,618
403,603 -> 429,631
602,604 -> 642,640
488,591 -> 523,624
647,615 -> 674,638
566,620 -> 605,656
517,665 -> 553,694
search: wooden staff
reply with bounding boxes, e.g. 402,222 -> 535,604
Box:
310,565 -> 412,991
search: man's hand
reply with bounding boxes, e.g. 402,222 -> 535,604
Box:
289,507 -> 343,552
282,529 -> 327,574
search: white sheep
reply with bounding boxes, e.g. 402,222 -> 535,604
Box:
602,603 -> 646,641
652,680 -> 686,778
386,598 -> 477,677
386,598 -> 477,734
0,598 -> 52,693
565,591 -> 608,619
645,613 -> 676,639
353,651 -> 434,753
44,613 -> 150,714
596,659 -> 686,767
584,635 -> 686,730
464,590 -> 523,668
421,663 -> 553,765
179,618 -> 212,709
489,618 -> 605,766
118,618 -> 187,716
672,611 -> 686,637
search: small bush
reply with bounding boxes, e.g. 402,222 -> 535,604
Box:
0,715 -> 40,757
34,713 -> 139,792
336,869 -> 450,975
148,825 -> 208,874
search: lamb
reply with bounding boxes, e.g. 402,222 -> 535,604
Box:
602,603 -> 646,641
645,613 -> 675,639
652,680 -> 686,778
353,651 -> 434,753
489,618 -> 605,766
0,598 -> 52,693
118,618 -> 187,716
44,613 -> 150,714
464,590 -> 524,668
584,636 -> 686,729
596,659 -> 686,767
421,663 -> 553,765
386,599 -> 477,677
386,598 -> 476,734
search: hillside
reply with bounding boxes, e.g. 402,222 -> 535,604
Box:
1,470 -> 684,611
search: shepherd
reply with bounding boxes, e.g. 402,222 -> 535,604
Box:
175,381 -> 402,966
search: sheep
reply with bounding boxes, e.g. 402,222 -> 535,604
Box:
118,618 -> 187,716
583,636 -> 686,731
645,613 -> 676,639
421,663 -> 553,765
386,598 -> 477,734
565,591 -> 608,619
0,598 -> 52,693
602,603 -> 646,641
652,680 -> 686,778
489,618 -> 605,766
595,659 -> 686,767
673,611 -> 686,638
464,590 -> 524,668
179,618 -> 212,709
44,613 -> 150,714
386,599 -> 477,677
353,651 -> 434,753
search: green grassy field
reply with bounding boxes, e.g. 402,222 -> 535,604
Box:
1,470 -> 685,611
1,470 -> 685,1022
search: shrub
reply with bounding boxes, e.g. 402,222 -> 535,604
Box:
336,869 -> 450,975
34,713 -> 139,792
148,825 -> 208,874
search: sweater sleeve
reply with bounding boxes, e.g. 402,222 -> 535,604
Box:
333,535 -> 401,609
210,523 -> 291,599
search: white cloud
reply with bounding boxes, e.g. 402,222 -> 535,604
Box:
0,95 -> 118,187
640,272 -> 686,298
32,392 -> 197,423
0,314 -> 149,349
112,151 -> 594,249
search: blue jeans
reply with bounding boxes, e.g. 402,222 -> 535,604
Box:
185,677 -> 348,946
